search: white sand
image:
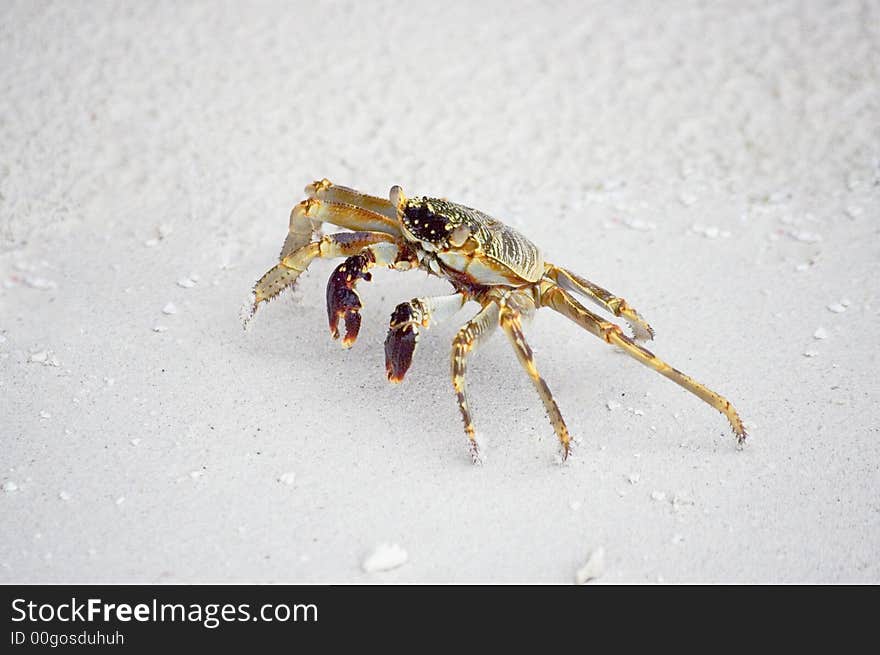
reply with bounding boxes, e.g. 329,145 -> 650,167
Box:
1,1 -> 878,583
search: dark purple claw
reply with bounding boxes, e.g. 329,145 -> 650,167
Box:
384,301 -> 421,383
326,255 -> 371,347
385,324 -> 418,383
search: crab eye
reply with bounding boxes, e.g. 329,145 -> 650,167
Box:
389,185 -> 406,211
402,203 -> 451,244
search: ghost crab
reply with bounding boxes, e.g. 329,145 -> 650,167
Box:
246,179 -> 746,463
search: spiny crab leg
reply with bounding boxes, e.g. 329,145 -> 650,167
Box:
279,177 -> 402,265
280,195 -> 400,261
305,178 -> 399,222
248,231 -> 395,325
451,302 -> 501,464
326,242 -> 418,348
544,264 -> 655,342
498,292 -> 573,461
385,293 -> 466,383
541,284 -> 746,443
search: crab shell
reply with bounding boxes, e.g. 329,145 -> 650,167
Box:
392,186 -> 545,289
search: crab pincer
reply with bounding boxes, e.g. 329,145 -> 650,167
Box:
326,254 -> 372,348
384,302 -> 421,383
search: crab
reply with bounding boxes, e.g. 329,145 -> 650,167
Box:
246,179 -> 746,463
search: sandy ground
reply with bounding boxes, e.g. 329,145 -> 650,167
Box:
1,1 -> 878,584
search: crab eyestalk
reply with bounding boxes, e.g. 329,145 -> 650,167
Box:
326,254 -> 372,348
389,185 -> 407,212
384,301 -> 424,383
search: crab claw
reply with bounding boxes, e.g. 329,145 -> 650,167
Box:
385,325 -> 418,383
384,302 -> 421,383
326,255 -> 372,348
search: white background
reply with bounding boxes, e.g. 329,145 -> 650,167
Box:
1,0 -> 878,582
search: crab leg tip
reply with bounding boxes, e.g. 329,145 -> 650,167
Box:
727,408 -> 747,446
465,429 -> 484,465
554,442 -> 573,464
636,324 -> 656,341
241,292 -> 259,330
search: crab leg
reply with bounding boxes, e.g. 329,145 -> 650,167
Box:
326,242 -> 419,347
544,264 -> 654,342
451,302 -> 501,464
305,178 -> 399,221
281,176 -> 403,261
385,294 -> 466,383
498,292 -> 572,461
541,284 -> 746,443
280,196 -> 401,261
249,231 -> 396,323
